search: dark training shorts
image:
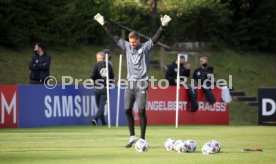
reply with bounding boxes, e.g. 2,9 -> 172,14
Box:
124,80 -> 148,110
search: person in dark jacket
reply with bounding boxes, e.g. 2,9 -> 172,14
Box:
91,51 -> 114,126
165,55 -> 198,111
193,56 -> 215,104
29,43 -> 51,84
165,55 -> 190,85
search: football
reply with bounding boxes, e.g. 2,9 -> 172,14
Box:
202,140 -> 221,155
183,139 -> 197,152
209,140 -> 221,153
135,139 -> 149,152
164,138 -> 176,151
173,140 -> 186,153
202,142 -> 215,155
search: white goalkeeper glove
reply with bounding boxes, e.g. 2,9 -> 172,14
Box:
160,15 -> 172,26
94,13 -> 105,26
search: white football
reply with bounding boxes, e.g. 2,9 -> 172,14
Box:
135,139 -> 149,152
202,142 -> 215,155
202,140 -> 221,155
173,140 -> 186,153
183,139 -> 197,152
164,138 -> 175,151
209,140 -> 221,153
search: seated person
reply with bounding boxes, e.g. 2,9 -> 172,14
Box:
193,56 -> 215,104
165,55 -> 198,112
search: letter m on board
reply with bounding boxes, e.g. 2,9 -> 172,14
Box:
0,85 -> 18,128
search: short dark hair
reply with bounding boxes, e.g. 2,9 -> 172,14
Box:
128,31 -> 140,39
35,42 -> 45,51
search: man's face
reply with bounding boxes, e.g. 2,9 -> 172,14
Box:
179,57 -> 185,64
34,45 -> 42,55
129,37 -> 140,49
34,45 -> 39,53
96,54 -> 104,61
200,58 -> 208,65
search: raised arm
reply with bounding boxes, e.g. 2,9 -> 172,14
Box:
151,26 -> 164,44
103,23 -> 120,43
94,13 -> 126,49
152,15 -> 172,44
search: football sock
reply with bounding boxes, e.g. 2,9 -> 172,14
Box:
139,108 -> 147,140
125,108 -> 135,136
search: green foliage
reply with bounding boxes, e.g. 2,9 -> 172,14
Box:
0,0 -> 67,46
0,0 -> 112,47
110,0 -> 152,36
54,0 -> 112,45
159,1 -> 232,43
0,0 -> 276,52
221,0 -> 276,51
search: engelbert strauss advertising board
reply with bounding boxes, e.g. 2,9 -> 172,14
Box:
0,85 -> 229,128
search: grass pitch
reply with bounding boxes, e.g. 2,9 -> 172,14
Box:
0,125 -> 276,164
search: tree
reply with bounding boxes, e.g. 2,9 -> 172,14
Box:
142,0 -> 158,34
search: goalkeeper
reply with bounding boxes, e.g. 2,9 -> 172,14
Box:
94,13 -> 171,148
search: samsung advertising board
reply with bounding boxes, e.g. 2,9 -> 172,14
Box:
17,85 -> 126,128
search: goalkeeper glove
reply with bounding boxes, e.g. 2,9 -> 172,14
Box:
160,15 -> 172,26
94,13 -> 105,26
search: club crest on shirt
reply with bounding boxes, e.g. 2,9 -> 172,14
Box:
131,53 -> 142,65
100,68 -> 107,77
